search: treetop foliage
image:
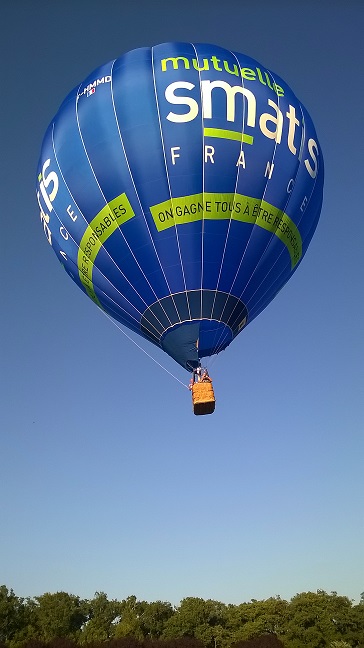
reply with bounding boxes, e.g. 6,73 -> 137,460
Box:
0,586 -> 363,648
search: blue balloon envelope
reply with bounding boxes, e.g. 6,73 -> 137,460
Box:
36,42 -> 324,371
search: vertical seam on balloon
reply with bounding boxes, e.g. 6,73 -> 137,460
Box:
238,108 -> 321,326
232,102 -> 307,323
48,206 -> 145,331
213,69 -> 282,355
230,104 -> 321,331
227,72 -> 280,292
151,45 -> 190,323
231,85 -> 302,316
51,113 -> 163,338
189,43 -> 205,323
50,124 -> 163,339
210,61 -> 272,357
75,64 -> 171,330
74,84 -> 149,310
232,119 -> 300,330
56,247 -> 155,336
110,55 -> 178,329
208,48 -> 248,356
52,130 -> 149,324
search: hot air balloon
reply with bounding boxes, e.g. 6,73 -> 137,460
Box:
36,42 -> 324,414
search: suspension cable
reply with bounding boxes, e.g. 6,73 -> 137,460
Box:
100,310 -> 189,389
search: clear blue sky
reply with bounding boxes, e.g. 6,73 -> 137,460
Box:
1,0 -> 363,606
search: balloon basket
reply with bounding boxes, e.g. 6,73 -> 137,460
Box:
192,382 -> 215,416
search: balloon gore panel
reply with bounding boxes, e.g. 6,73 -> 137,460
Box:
36,42 -> 324,371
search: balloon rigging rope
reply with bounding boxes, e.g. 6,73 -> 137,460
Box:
100,310 -> 189,389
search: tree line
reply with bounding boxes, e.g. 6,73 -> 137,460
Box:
1,586 -> 363,648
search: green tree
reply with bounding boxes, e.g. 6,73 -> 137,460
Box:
283,590 -> 357,648
32,592 -> 87,642
139,601 -> 175,639
226,597 -> 288,643
80,592 -> 121,643
7,597 -> 41,648
162,598 -> 227,647
113,596 -> 145,640
348,602 -> 364,648
0,586 -> 28,644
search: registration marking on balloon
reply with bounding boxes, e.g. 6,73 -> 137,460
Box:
77,194 -> 135,304
150,193 -> 302,268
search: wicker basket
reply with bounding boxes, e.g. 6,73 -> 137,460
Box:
192,382 -> 215,415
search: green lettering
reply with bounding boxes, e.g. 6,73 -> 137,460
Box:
256,67 -> 266,85
241,67 -> 256,80
192,58 -> 209,72
161,56 -> 190,72
264,71 -> 274,90
223,60 -> 239,76
210,55 -> 222,71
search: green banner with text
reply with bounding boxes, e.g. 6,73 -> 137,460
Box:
77,194 -> 135,304
150,193 -> 302,268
